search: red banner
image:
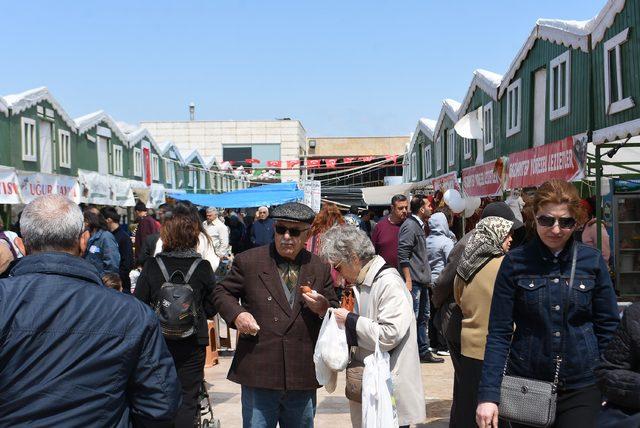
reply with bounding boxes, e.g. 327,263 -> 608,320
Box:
431,172 -> 460,192
325,158 -> 337,169
343,157 -> 355,164
359,156 -> 374,162
307,159 -> 321,168
143,147 -> 151,186
245,158 -> 261,164
462,159 -> 504,197
266,160 -> 282,167
286,160 -> 300,168
507,135 -> 586,189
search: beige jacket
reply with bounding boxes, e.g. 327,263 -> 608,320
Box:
351,255 -> 426,426
454,256 -> 504,360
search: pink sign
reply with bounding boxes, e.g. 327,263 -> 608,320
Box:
430,172 -> 460,192
462,160 -> 504,197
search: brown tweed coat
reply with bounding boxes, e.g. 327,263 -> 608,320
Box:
213,244 -> 339,390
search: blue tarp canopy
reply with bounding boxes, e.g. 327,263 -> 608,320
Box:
167,182 -> 303,208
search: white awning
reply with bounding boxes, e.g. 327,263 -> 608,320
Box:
362,183 -> 413,206
454,107 -> 483,140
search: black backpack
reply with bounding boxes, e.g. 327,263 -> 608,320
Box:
154,257 -> 202,340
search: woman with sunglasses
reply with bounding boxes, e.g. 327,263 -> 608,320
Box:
475,179 -> 619,428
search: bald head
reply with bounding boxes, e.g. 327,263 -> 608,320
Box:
21,195 -> 83,254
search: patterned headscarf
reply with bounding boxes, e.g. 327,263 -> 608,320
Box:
456,216 -> 513,282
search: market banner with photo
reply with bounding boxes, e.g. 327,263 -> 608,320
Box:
110,176 -> 136,207
0,168 -> 22,204
78,170 -> 112,205
462,158 -> 505,197
507,134 -> 588,189
302,180 -> 322,212
148,183 -> 167,209
430,171 -> 460,192
18,171 -> 80,204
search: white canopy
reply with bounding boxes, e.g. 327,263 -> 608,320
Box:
362,183 -> 413,206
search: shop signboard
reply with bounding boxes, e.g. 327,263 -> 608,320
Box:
302,180 -> 321,212
0,168 -> 22,204
18,172 -> 80,204
507,134 -> 588,189
462,159 -> 504,197
430,172 -> 460,192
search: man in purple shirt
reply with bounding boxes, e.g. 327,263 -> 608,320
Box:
370,194 -> 408,268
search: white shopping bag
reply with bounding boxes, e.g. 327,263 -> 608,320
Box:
313,308 -> 349,392
361,327 -> 399,428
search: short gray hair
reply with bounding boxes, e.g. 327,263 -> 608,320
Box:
21,195 -> 84,252
206,207 -> 218,215
319,225 -> 375,266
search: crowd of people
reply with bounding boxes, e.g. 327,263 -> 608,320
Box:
0,179 -> 638,427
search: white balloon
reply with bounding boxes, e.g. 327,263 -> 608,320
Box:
444,189 -> 465,213
464,197 -> 482,217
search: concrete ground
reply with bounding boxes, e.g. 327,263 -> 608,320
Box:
204,353 -> 453,427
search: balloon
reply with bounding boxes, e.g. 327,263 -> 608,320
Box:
464,197 -> 482,217
443,189 -> 465,214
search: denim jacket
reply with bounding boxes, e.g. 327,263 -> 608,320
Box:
478,237 -> 619,404
84,229 -> 121,277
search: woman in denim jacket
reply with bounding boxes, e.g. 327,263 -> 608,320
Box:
476,180 -> 619,428
83,210 -> 121,278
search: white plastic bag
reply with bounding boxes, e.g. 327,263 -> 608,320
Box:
313,308 -> 349,392
361,328 -> 398,428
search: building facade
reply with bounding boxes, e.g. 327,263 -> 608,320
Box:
140,119 -> 307,183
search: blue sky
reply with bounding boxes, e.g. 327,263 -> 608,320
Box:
1,0 -> 604,137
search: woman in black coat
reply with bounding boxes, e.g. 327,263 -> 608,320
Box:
135,201 -> 216,427
596,302 -> 640,427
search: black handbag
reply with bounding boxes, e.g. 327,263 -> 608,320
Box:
498,244 -> 577,427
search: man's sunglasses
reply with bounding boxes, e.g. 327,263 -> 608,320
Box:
275,225 -> 309,237
536,215 -> 576,229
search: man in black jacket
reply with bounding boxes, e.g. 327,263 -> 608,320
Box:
398,195 -> 443,363
101,207 -> 134,293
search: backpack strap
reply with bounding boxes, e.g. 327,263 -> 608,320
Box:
183,258 -> 203,284
155,256 -> 172,282
0,232 -> 17,259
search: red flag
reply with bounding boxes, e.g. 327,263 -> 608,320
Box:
143,147 -> 151,186
385,154 -> 398,164
359,156 -> 374,162
343,157 -> 355,164
307,159 -> 321,168
286,160 -> 300,168
325,158 -> 337,169
266,160 -> 282,167
245,158 -> 260,164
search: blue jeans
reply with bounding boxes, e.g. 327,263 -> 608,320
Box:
411,283 -> 431,357
241,385 -> 316,428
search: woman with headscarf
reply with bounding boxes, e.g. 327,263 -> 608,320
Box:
452,216 -> 515,426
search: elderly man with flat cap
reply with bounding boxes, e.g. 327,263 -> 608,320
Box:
214,202 -> 339,428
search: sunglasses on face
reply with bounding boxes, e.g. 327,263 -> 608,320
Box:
275,225 -> 309,237
536,215 -> 576,229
